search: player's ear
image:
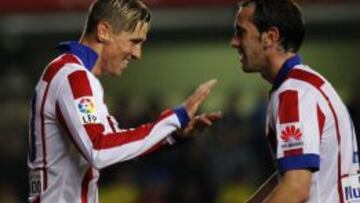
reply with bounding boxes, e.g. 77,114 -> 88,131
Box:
96,21 -> 112,43
262,26 -> 280,48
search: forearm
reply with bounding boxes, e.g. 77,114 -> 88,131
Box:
58,100 -> 187,169
264,184 -> 306,203
264,170 -> 311,203
246,172 -> 278,203
82,110 -> 186,168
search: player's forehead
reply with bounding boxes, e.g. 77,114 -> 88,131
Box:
235,5 -> 255,27
118,21 -> 149,40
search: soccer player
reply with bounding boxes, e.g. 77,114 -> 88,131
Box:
27,0 -> 221,202
231,0 -> 359,202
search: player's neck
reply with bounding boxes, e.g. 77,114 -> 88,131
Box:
263,52 -> 296,84
79,34 -> 103,77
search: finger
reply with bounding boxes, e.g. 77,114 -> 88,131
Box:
197,79 -> 218,97
194,79 -> 217,96
200,79 -> 218,90
184,79 -> 218,118
202,111 -> 223,121
197,116 -> 213,126
191,79 -> 218,106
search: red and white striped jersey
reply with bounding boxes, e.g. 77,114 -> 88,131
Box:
266,55 -> 359,203
27,41 -> 189,203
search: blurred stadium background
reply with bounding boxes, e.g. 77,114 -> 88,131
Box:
0,0 -> 360,202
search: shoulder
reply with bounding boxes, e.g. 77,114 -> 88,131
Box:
41,53 -> 84,83
284,65 -> 328,91
277,65 -> 328,99
269,66 -> 328,114
46,54 -> 101,95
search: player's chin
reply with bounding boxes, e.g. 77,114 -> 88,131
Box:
112,66 -> 126,76
241,62 -> 258,73
241,64 -> 258,73
108,69 -> 121,77
114,70 -> 123,76
241,65 -> 253,73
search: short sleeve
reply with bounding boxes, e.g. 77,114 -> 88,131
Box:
275,89 -> 321,173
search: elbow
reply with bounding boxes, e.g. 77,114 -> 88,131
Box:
91,160 -> 105,170
297,188 -> 310,202
291,183 -> 310,202
88,148 -> 130,170
87,150 -> 107,170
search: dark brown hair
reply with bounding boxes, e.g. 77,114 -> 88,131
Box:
241,0 -> 305,52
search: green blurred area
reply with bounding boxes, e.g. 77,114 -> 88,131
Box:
101,38 -> 360,113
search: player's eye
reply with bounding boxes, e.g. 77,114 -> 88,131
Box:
235,26 -> 245,37
131,39 -> 144,45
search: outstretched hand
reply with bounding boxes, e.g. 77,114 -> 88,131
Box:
178,79 -> 222,138
183,79 -> 218,118
178,111 -> 222,138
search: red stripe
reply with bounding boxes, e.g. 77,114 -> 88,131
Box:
68,71 -> 93,99
39,84 -> 50,190
278,90 -> 299,124
43,54 -> 80,82
32,196 -> 40,203
107,116 -> 116,133
56,102 -> 91,163
287,69 -> 344,203
84,109 -> 174,150
288,69 -> 325,89
317,105 -> 326,141
284,148 -> 303,156
81,168 -> 93,203
140,140 -> 166,157
39,54 -> 81,191
328,100 -> 344,203
84,123 -> 155,150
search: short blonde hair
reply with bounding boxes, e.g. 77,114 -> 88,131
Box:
84,0 -> 151,34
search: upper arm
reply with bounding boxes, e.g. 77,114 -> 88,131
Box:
56,70 -> 105,161
274,85 -> 322,173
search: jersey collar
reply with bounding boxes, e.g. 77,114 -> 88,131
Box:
56,41 -> 98,71
272,54 -> 302,91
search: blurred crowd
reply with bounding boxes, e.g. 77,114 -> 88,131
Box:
97,89 -> 274,203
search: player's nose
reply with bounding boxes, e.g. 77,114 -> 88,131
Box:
131,44 -> 141,60
231,35 -> 240,48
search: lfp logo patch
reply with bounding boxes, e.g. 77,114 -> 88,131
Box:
76,97 -> 98,124
78,98 -> 95,114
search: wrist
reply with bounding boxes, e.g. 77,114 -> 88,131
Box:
173,106 -> 190,128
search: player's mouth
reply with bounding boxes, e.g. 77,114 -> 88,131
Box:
238,51 -> 245,63
122,59 -> 130,67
